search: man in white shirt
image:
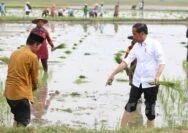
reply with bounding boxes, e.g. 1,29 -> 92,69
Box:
24,2 -> 32,16
106,23 -> 165,128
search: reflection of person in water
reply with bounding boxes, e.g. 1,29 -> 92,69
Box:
31,73 -> 51,125
50,23 -> 55,32
82,23 -> 88,33
114,23 -> 118,33
186,27 -> 188,61
99,23 -> 104,34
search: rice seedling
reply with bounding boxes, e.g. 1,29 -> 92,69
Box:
0,56 -> 9,64
74,75 -> 88,84
73,43 -> 78,46
0,81 -> 12,126
64,50 -> 72,55
116,78 -> 129,83
72,47 -> 76,50
79,75 -> 86,79
158,77 -> 187,127
60,108 -> 73,113
53,43 -> 66,51
59,56 -> 66,59
180,41 -> 186,44
84,53 -> 91,56
70,92 -> 81,97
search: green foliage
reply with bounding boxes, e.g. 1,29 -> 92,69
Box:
116,78 -> 129,83
0,16 -> 187,22
114,52 -> 123,64
5,0 -> 188,8
84,53 -> 91,56
74,75 -> 88,84
79,75 -> 86,79
158,77 -> 187,127
54,43 -> 66,50
0,57 -> 9,64
60,108 -> 73,113
64,50 -> 72,55
0,126 -> 187,133
0,81 -> 12,126
70,92 -> 81,97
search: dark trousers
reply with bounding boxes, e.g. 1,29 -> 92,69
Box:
125,84 -> 159,120
7,98 -> 31,126
41,59 -> 48,72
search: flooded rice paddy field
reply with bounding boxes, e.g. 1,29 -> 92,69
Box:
6,8 -> 188,19
0,22 -> 187,129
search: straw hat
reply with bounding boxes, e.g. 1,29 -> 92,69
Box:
32,18 -> 48,24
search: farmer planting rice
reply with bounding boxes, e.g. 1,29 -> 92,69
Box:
4,33 -> 44,127
106,23 -> 166,128
31,18 -> 55,72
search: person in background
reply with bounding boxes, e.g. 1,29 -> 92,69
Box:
24,1 -> 32,16
68,8 -> 74,17
58,8 -> 65,17
0,2 -> 6,16
139,0 -> 144,10
124,35 -> 137,85
106,23 -> 165,128
93,3 -> 99,17
114,3 -> 119,17
31,18 -> 55,72
4,33 -> 44,127
50,4 -> 56,17
99,3 -> 104,17
83,4 -> 89,18
42,8 -> 49,17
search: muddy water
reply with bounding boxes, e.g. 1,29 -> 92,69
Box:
0,22 -> 187,129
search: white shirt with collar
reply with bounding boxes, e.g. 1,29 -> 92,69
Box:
123,36 -> 165,88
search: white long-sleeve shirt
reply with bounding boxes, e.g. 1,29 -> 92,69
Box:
123,37 -> 165,88
24,4 -> 31,12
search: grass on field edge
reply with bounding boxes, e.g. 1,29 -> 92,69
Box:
0,125 -> 188,133
0,16 -> 188,24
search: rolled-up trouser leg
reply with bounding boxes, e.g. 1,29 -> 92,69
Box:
125,85 -> 142,112
7,99 -> 31,127
144,86 -> 159,120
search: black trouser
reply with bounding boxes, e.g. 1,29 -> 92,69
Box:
7,98 -> 30,126
125,84 -> 159,120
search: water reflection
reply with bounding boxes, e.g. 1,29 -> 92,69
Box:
31,72 -> 51,125
99,23 -> 104,34
50,23 -> 55,32
114,23 -> 118,33
82,23 -> 88,33
128,103 -> 143,127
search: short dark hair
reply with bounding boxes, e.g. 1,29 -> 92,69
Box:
26,33 -> 44,45
26,38 -> 41,45
133,23 -> 148,34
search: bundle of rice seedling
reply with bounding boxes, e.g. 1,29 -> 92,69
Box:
53,43 -> 66,51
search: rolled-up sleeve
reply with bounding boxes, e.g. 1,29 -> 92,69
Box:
123,46 -> 136,65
